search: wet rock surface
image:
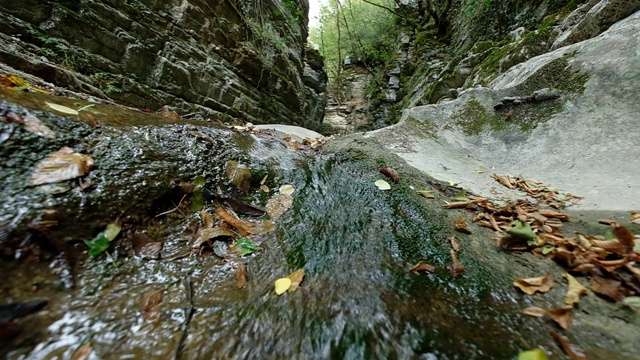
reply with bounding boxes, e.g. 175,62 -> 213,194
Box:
0,0 -> 327,129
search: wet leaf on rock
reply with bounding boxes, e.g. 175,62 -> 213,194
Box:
505,220 -> 538,246
449,236 -> 460,251
589,274 -> 626,301
71,343 -> 93,360
236,264 -> 248,289
215,210 -> 275,236
622,296 -> 640,311
192,227 -> 235,249
22,115 -> 56,139
522,306 -> 546,317
454,217 -> 471,234
287,269 -> 305,292
375,179 -> 391,191
188,175 -> 206,212
28,147 -> 94,186
513,275 -> 554,295
231,238 -> 259,256
200,210 -> 214,229
226,161 -> 252,194
274,277 -> 291,295
130,234 -> 162,260
550,331 -> 587,360
548,305 -> 573,329
380,167 -> 399,183
46,102 -> 79,115
265,194 -> 294,219
448,249 -> 465,277
563,273 -> 588,306
517,349 -> 548,360
223,197 -> 266,216
84,220 -> 122,256
279,184 -> 295,195
417,190 -> 434,199
409,261 -> 436,273
141,289 -> 163,322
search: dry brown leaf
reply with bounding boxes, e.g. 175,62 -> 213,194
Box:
28,147 -> 94,186
631,211 -> 640,224
160,105 -> 180,120
265,194 -> 294,219
612,222 -> 635,252
513,275 -> 554,295
200,210 -> 215,229
287,269 -> 305,292
538,210 -> 570,221
443,201 -> 474,209
71,343 -> 93,360
492,174 -> 515,189
141,289 -> 163,322
449,236 -> 460,251
593,258 -> 630,272
214,210 -> 274,236
448,249 -> 465,277
409,261 -> 436,273
380,167 -> 399,183
550,331 -> 587,360
22,114 -> 56,139
454,217 -> 471,234
236,264 -> 248,289
225,161 -> 252,194
563,273 -> 588,306
192,227 -> 236,248
589,274 -> 627,301
522,306 -> 546,317
548,305 -> 573,329
130,234 -> 162,260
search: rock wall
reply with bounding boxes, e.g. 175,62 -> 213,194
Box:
0,0 -> 327,129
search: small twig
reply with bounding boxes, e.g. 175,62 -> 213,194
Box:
155,194 -> 188,217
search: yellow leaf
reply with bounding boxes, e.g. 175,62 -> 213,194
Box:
279,184 -> 295,195
563,273 -> 588,306
475,168 -> 485,174
274,277 -> 291,295
375,179 -> 391,190
518,349 -> 548,360
46,102 -> 79,115
446,180 -> 458,186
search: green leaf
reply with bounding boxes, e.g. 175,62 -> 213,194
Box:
604,230 -> 614,240
189,175 -> 206,212
622,296 -> 640,311
234,238 -> 258,256
505,220 -> 538,245
453,189 -> 470,202
84,221 -> 122,256
518,349 -> 548,360
542,245 -> 555,255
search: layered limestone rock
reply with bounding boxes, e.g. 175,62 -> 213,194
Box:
0,0 -> 327,129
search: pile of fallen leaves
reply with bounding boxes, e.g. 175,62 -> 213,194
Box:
438,174 -> 640,358
439,174 -> 640,354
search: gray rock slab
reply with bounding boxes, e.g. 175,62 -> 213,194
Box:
364,10 -> 640,211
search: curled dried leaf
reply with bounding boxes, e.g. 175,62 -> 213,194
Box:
454,217 -> 471,234
380,167 -> 399,183
513,275 -> 554,295
449,236 -> 460,251
492,174 -> 515,189
550,331 -> 587,360
562,273 -> 588,306
448,249 -> 465,277
200,210 -> 215,229
287,269 -> 305,292
192,227 -> 236,248
236,264 -> 248,289
548,305 -> 573,330
631,211 -> 640,224
612,222 -> 634,251
522,307 -> 546,318
28,147 -> 94,186
409,261 -> 436,273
